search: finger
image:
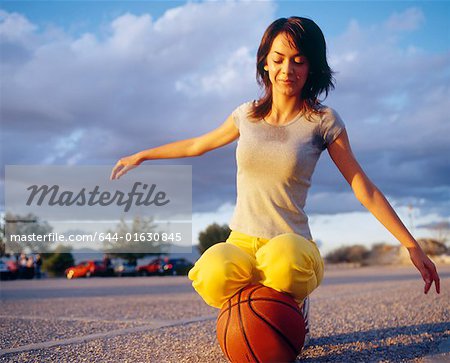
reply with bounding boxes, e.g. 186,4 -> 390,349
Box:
424,278 -> 432,294
116,166 -> 130,180
432,270 -> 441,294
110,165 -> 118,180
427,262 -> 440,294
110,164 -> 123,180
422,270 -> 432,294
434,274 -> 441,294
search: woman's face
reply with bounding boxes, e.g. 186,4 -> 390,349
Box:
265,32 -> 310,98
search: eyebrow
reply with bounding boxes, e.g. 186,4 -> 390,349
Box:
273,51 -> 303,57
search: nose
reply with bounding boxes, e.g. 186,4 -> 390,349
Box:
281,59 -> 294,75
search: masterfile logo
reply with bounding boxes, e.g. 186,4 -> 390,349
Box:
4,165 -> 192,253
25,182 -> 170,212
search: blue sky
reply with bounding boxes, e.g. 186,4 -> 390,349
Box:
1,0 -> 449,253
2,0 -> 448,52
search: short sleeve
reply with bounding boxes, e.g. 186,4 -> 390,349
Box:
232,101 -> 253,129
320,107 -> 346,148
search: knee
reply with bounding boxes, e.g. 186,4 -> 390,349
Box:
190,243 -> 250,276
257,233 -> 313,266
256,233 -> 323,300
188,243 -> 255,307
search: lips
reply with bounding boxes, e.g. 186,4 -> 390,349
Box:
279,79 -> 295,84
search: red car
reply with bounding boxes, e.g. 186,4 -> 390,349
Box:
0,259 -> 18,280
137,258 -> 164,276
160,258 -> 194,276
65,260 -> 113,279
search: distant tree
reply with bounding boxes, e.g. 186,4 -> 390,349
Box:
103,216 -> 169,264
369,243 -> 396,256
42,245 -> 75,277
430,222 -> 448,245
325,244 -> 370,264
198,223 -> 231,255
416,238 -> 447,256
3,213 -> 54,254
416,221 -> 450,245
362,243 -> 397,265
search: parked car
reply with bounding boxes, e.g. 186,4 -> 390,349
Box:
160,258 -> 194,276
1,260 -> 13,280
65,260 -> 113,279
0,259 -> 18,280
136,258 -> 164,276
114,262 -> 137,277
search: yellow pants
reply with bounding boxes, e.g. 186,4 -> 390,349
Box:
188,231 -> 324,309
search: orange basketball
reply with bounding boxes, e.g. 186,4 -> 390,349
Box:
217,284 -> 306,363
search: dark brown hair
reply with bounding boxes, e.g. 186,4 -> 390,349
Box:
251,17 -> 335,119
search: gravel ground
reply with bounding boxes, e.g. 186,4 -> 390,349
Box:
0,317 -> 135,349
0,265 -> 449,362
0,293 -> 215,323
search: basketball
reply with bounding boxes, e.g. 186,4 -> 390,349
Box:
216,284 -> 306,363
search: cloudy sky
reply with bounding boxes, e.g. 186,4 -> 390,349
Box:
1,0 -> 449,253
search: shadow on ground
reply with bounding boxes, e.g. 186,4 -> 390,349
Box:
299,322 -> 449,362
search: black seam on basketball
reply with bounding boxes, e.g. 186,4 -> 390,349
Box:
248,288 -> 300,356
238,288 -> 260,363
248,301 -> 300,356
252,285 -> 266,293
247,289 -> 302,322
223,298 -> 232,362
218,285 -> 269,316
222,297 -> 301,316
218,308 -> 226,321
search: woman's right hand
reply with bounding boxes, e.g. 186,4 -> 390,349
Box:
110,153 -> 143,180
109,114 -> 239,180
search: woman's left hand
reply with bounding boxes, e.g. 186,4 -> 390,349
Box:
408,246 -> 440,294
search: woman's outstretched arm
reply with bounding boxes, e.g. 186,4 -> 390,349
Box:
327,129 -> 440,294
110,114 -> 239,180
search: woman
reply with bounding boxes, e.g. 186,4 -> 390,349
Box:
111,16 -> 440,343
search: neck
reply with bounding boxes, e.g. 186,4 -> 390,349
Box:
268,93 -> 304,123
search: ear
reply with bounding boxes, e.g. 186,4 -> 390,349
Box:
263,65 -> 269,71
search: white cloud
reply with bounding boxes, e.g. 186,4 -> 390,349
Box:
1,1 -> 274,167
309,206 -> 440,254
192,202 -> 235,241
175,46 -> 256,96
107,13 -> 154,56
326,12 -> 450,212
0,10 -> 36,43
42,129 -> 85,164
385,7 -> 425,32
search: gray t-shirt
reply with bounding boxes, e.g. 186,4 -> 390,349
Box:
229,101 -> 345,240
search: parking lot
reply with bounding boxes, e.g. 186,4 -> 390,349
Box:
1,265 -> 449,362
